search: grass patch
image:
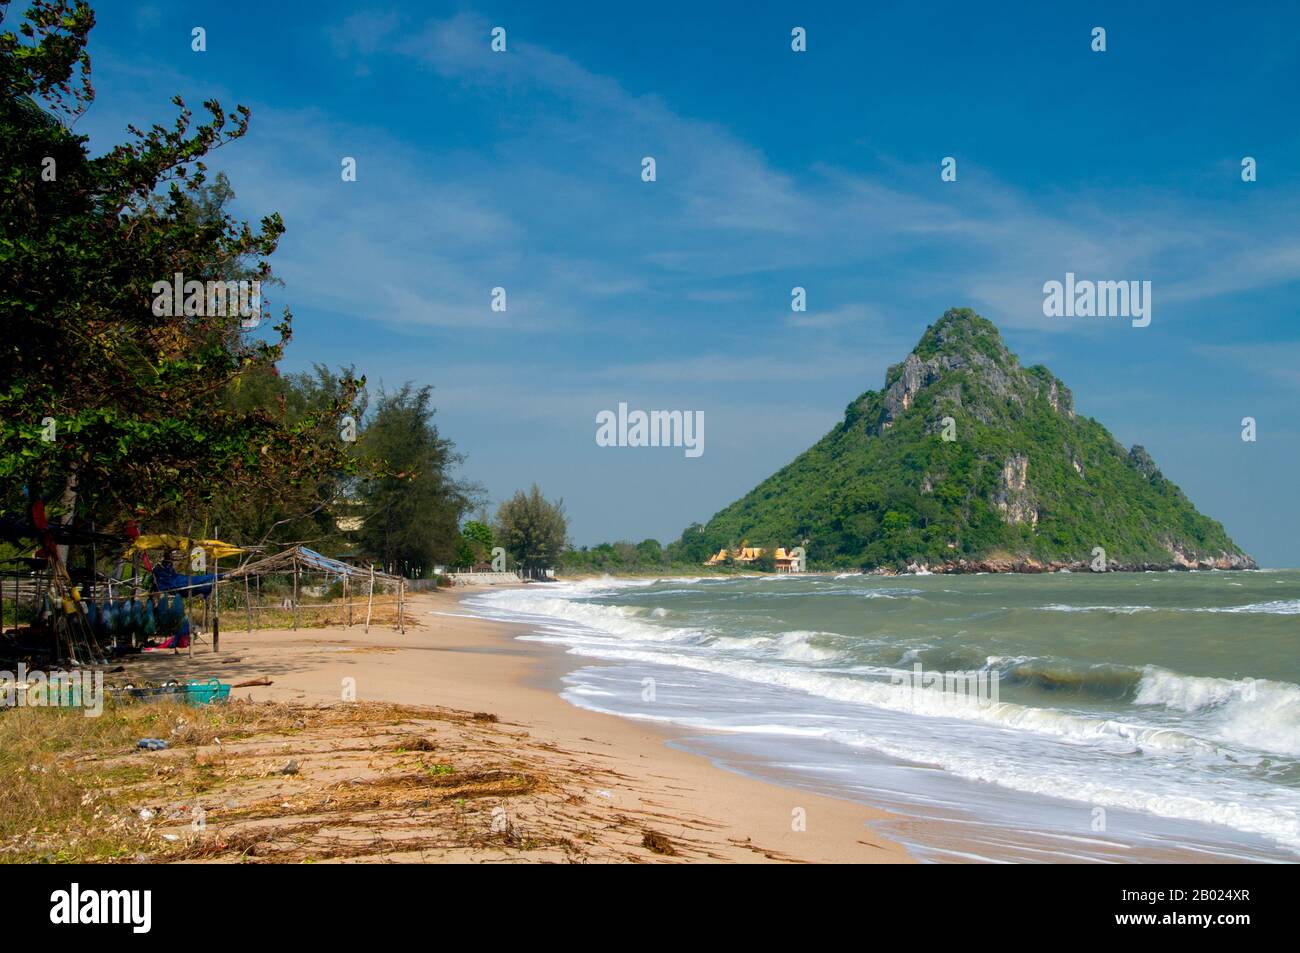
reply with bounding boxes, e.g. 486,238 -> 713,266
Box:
0,697 -> 575,864
0,700 -> 193,862
212,599 -> 410,632
0,699 -> 435,863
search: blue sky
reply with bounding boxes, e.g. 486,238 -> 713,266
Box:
59,1 -> 1300,564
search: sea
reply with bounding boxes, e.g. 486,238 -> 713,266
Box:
463,569 -> 1300,863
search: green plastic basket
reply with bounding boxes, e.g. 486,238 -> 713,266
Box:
184,678 -> 231,706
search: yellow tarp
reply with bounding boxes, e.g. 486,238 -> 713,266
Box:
127,535 -> 244,559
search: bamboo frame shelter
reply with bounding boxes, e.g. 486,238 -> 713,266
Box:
109,534 -> 245,656
222,546 -> 406,634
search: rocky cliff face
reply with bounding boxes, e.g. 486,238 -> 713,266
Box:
994,453 -> 1036,527
691,308 -> 1255,571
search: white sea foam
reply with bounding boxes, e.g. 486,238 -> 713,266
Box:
807,725 -> 1300,851
477,589 -> 1219,753
562,664 -> 1300,853
1135,667 -> 1253,712
467,579 -> 1300,854
1041,599 -> 1300,616
1136,667 -> 1300,757
1041,603 -> 1156,614
774,631 -> 842,662
1204,598 -> 1300,615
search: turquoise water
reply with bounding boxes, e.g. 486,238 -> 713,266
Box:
468,569 -> 1300,860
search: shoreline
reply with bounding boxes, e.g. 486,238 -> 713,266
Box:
116,577 -> 1296,863
558,562 -> 1268,582
459,575 -> 1299,864
129,587 -> 913,863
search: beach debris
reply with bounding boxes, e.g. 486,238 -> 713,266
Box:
231,678 -> 273,688
641,830 -> 676,856
490,805 -> 512,837
21,699 -> 630,863
472,711 -> 498,723
161,834 -> 180,842
136,738 -> 168,751
595,789 -> 614,799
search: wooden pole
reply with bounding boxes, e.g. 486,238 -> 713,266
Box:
398,577 -> 405,634
364,565 -> 375,633
212,550 -> 220,653
293,559 -> 299,631
245,574 -> 252,633
345,575 -> 352,628
187,552 -> 195,659
88,520 -> 96,610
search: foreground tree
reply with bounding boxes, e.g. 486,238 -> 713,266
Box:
494,486 -> 567,575
355,385 -> 474,576
202,362 -> 366,548
454,518 -> 493,569
0,0 -> 361,532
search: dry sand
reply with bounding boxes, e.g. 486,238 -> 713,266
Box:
125,587 -> 913,863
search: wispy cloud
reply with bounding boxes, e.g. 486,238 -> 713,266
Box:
596,350 -> 878,384
331,13 -> 1300,338
75,7 -> 1300,554
1195,342 -> 1300,390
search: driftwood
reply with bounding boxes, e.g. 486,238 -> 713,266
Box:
231,677 -> 273,688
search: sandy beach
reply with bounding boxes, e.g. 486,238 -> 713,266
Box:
122,586 -> 913,863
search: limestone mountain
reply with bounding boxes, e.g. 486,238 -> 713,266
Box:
687,308 -> 1253,572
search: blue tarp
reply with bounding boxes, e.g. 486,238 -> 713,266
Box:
223,545 -> 401,585
152,563 -> 221,596
297,547 -> 360,575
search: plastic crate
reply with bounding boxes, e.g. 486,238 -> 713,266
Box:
184,678 -> 230,706
109,679 -> 230,706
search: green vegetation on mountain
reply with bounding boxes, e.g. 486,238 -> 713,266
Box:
684,309 -> 1252,572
